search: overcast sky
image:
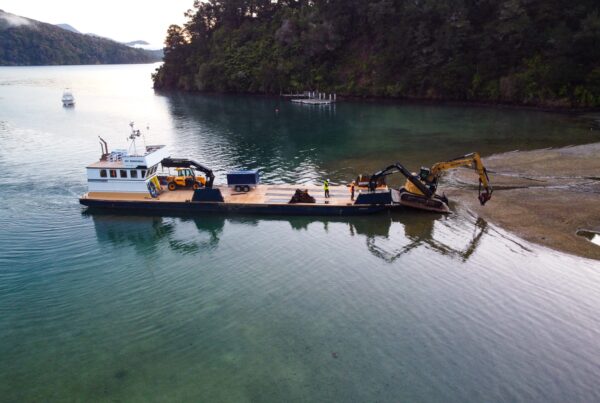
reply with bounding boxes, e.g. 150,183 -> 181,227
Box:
1,0 -> 194,47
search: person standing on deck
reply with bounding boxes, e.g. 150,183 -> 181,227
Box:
324,179 -> 330,198
350,181 -> 355,201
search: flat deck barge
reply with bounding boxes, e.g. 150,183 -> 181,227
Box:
81,124 -> 463,216
80,184 -> 392,215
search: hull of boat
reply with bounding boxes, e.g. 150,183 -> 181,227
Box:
79,197 -> 388,216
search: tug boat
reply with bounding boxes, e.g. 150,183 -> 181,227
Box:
79,124 -> 395,216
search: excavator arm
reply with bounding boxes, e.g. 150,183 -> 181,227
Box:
161,158 -> 215,188
427,152 -> 492,205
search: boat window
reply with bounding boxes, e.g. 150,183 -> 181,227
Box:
110,170 -> 117,178
120,170 -> 128,178
100,169 -> 107,178
130,170 -> 138,178
141,170 -> 146,178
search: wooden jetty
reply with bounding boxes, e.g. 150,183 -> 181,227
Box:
291,98 -> 334,105
288,91 -> 337,105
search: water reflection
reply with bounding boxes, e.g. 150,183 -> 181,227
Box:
86,210 -> 489,263
364,214 -> 488,263
85,211 -> 226,255
161,93 -> 331,183
158,93 -> 600,185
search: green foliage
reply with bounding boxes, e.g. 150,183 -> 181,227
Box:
153,0 -> 600,108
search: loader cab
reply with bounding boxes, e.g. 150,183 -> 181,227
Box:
177,168 -> 194,177
165,167 -> 206,191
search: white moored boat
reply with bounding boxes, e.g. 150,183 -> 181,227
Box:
85,123 -> 168,196
62,89 -> 75,106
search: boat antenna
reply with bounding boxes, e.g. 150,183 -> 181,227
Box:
143,124 -> 149,150
128,121 -> 142,155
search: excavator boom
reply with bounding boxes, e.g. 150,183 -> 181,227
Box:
429,152 -> 492,205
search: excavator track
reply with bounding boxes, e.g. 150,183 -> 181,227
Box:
393,189 -> 450,214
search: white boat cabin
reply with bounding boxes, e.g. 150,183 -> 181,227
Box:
86,124 -> 168,193
62,89 -> 75,106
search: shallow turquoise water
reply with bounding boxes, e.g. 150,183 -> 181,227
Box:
1,64 -> 600,402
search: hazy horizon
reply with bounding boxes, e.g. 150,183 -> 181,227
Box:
0,0 -> 194,48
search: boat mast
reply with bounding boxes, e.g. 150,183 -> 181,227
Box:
128,122 -> 142,155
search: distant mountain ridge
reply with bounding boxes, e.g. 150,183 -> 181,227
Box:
54,23 -> 161,53
0,10 -> 162,66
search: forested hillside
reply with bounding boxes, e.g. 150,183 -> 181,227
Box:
153,0 -> 600,108
0,10 -> 160,66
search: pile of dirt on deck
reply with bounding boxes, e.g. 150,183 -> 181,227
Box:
289,189 -> 316,204
444,143 -> 600,260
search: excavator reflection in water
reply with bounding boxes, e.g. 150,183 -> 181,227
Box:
86,211 -> 488,263
359,214 -> 489,263
268,213 -> 490,263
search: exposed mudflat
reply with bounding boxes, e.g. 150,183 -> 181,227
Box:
445,143 -> 600,260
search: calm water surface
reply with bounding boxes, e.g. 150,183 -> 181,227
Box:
1,64 -> 599,402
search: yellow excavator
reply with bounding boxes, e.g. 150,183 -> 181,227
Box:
368,152 -> 492,213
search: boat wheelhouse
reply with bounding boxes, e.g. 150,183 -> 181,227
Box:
85,123 -> 168,193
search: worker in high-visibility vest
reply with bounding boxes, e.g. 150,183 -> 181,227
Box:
324,179 -> 330,198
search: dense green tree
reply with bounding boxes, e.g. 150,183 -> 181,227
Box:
153,0 -> 600,107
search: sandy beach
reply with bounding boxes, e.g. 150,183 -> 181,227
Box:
445,143 -> 600,260
443,143 -> 600,259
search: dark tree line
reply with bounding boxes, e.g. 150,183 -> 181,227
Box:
153,0 -> 600,107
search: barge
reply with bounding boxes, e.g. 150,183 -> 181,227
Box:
79,124 -> 492,216
79,124 -> 398,216
80,184 -> 392,215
